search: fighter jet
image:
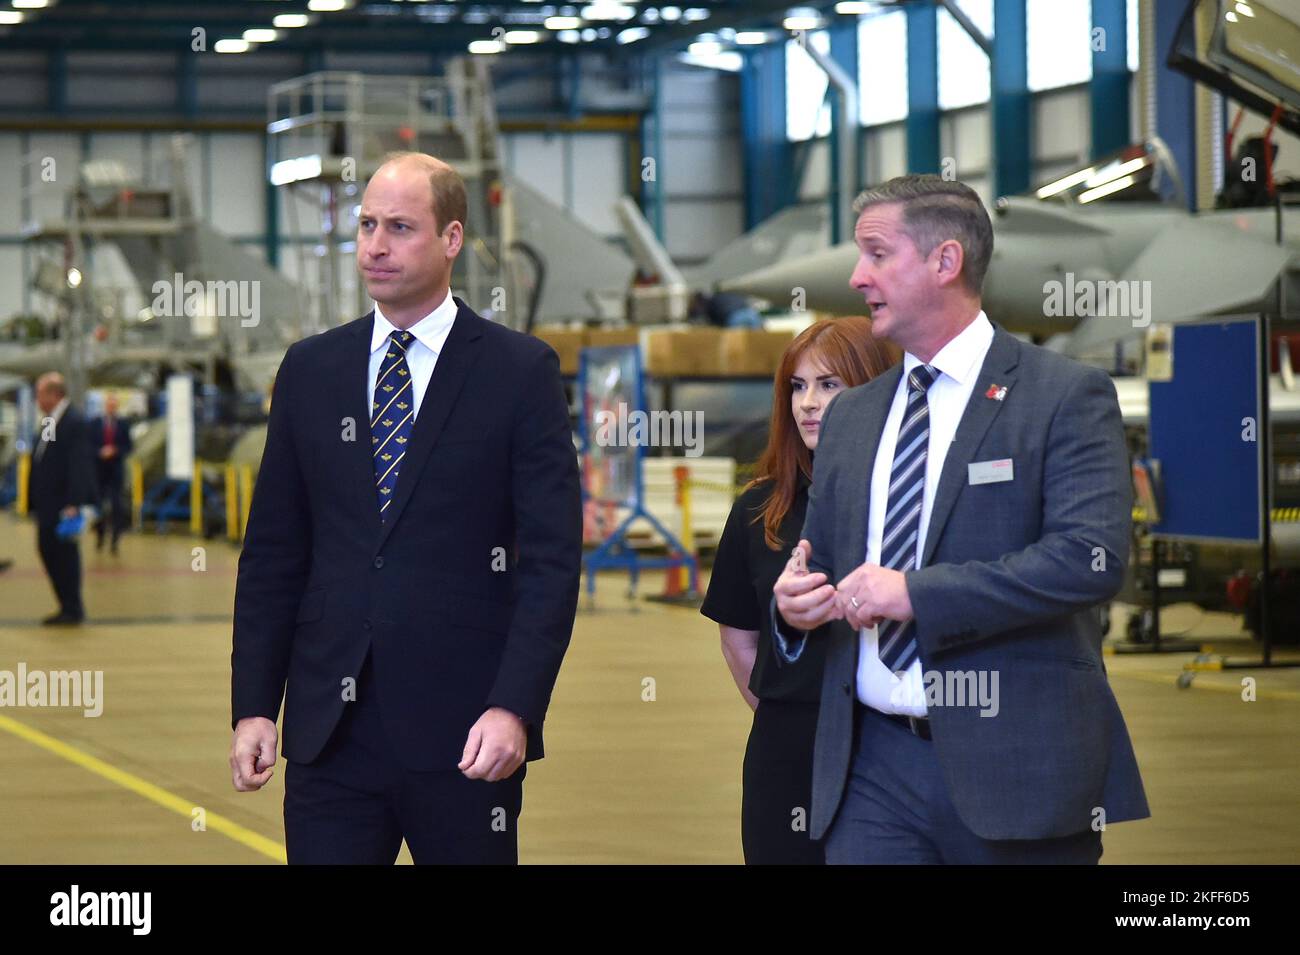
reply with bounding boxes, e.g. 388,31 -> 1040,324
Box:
717,140 -> 1297,356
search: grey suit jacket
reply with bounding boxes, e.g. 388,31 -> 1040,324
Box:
794,323 -> 1150,841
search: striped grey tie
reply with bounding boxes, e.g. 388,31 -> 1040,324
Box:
876,363 -> 938,673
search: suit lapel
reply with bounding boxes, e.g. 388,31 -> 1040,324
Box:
332,313 -> 384,534
919,325 -> 1020,568
844,364 -> 903,578
376,299 -> 484,548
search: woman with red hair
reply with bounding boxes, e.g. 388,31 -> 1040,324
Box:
701,316 -> 897,864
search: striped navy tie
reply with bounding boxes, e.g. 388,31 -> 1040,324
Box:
876,363 -> 938,673
371,330 -> 416,520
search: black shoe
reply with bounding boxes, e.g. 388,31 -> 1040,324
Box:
0,559 -> 12,573
41,613 -> 84,626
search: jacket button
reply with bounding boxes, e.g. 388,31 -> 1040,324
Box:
373,556 -> 384,569
841,682 -> 851,695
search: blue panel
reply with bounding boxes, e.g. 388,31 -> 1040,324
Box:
993,0 -> 1030,196
740,43 -> 792,228
1091,0 -> 1132,158
1154,0 -> 1196,209
1149,320 -> 1261,542
906,2 -> 940,174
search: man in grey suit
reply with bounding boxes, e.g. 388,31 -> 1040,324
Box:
774,175 -> 1149,864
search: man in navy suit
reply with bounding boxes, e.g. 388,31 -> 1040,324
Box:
89,392 -> 132,555
229,152 -> 582,864
29,371 -> 95,625
775,175 -> 1148,864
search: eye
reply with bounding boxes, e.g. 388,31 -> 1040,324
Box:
790,380 -> 803,392
823,379 -> 840,391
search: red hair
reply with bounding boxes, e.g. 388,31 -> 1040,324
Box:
747,316 -> 898,549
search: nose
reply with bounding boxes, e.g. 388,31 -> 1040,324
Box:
850,256 -> 872,293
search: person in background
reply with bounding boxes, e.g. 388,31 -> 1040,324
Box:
90,392 -> 132,555
700,316 -> 896,864
29,371 -> 95,625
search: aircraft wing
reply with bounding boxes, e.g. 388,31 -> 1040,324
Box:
1064,218 -> 1292,355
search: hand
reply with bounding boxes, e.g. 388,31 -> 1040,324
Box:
774,539 -> 844,631
459,707 -> 527,782
229,716 -> 278,791
835,562 -> 913,630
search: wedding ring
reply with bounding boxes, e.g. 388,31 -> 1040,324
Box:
850,596 -> 861,609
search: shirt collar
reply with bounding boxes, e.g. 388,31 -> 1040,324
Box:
371,292 -> 459,356
903,310 -> 993,387
49,396 -> 70,423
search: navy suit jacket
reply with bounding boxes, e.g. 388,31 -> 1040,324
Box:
797,323 -> 1150,841
89,414 -> 133,488
231,298 -> 582,770
30,405 -> 96,524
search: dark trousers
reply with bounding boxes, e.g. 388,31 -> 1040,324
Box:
825,705 -> 1103,865
742,699 -> 825,865
284,657 -> 524,865
36,518 -> 83,618
95,475 -> 126,549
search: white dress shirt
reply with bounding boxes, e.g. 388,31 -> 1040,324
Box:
857,311 -> 995,717
367,293 -> 459,422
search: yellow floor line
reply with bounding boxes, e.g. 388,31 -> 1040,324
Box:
1111,668 -> 1300,702
0,713 -> 285,863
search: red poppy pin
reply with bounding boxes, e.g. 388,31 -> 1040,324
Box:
985,384 -> 1008,401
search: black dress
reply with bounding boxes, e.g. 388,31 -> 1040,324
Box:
700,476 -> 827,865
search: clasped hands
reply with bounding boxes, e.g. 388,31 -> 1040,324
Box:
773,539 -> 914,632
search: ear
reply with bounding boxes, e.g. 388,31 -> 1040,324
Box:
933,238 -> 965,289
443,220 -> 464,258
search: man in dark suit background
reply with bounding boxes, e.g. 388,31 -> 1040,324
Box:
30,371 -> 95,625
89,392 -> 132,555
229,152 -> 583,864
775,175 -> 1148,863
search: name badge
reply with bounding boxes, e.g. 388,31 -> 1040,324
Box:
968,458 -> 1014,485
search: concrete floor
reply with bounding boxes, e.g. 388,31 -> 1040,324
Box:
0,512 -> 1297,864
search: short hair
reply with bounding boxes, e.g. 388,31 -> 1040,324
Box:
851,175 -> 993,294
35,371 -> 66,397
380,151 -> 468,234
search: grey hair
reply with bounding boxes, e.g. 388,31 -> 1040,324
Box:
851,175 -> 993,294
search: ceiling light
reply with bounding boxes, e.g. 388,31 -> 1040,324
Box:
505,30 -> 542,43
545,15 -> 582,29
215,39 -> 252,53
273,14 -> 311,28
735,31 -> 769,44
0,12 -> 26,24
243,29 -> 278,43
468,39 -> 505,54
308,0 -> 352,12
617,27 -> 649,43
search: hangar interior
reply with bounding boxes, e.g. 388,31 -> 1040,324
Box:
0,0 -> 1297,864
